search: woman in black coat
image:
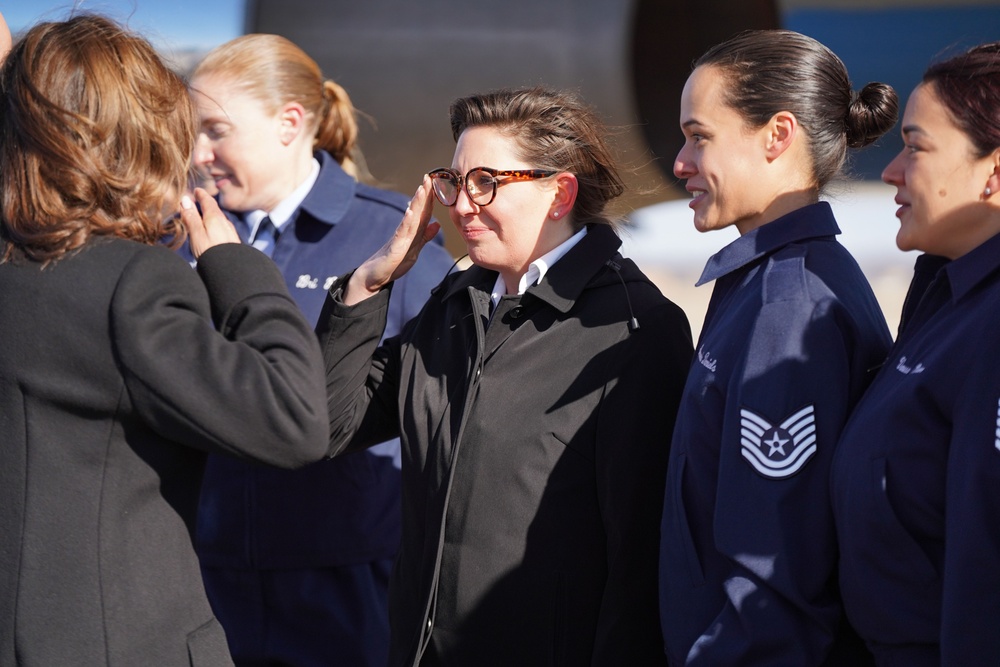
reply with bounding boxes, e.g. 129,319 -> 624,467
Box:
313,88 -> 694,665
0,15 -> 330,666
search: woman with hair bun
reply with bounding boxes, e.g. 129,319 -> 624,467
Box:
660,29 -> 896,665
832,42 -> 1000,666
189,34 -> 454,667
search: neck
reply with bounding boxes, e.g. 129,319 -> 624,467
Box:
499,223 -> 577,294
736,188 -> 818,235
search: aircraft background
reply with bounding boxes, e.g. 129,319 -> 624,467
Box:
6,0 -> 1000,335
242,0 -> 999,335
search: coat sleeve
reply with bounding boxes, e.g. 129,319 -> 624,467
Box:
688,288 -> 856,664
592,296 -> 693,666
940,359 -> 1000,665
110,243 -> 329,468
315,274 -> 404,456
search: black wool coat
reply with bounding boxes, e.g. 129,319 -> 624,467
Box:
317,224 -> 693,666
0,239 -> 329,666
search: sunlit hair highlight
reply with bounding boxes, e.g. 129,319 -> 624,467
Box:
192,33 -> 371,181
923,42 -> 1000,159
449,87 -> 626,231
696,29 -> 898,189
0,13 -> 195,263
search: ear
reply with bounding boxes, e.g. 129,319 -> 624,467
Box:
763,111 -> 798,161
985,147 -> 1000,199
549,172 -> 579,221
278,102 -> 307,146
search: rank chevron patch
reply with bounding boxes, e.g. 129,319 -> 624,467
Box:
740,405 -> 817,479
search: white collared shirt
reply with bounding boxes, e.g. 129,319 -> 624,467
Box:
246,157 -> 322,238
491,226 -> 588,307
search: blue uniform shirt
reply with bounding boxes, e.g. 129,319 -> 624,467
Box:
832,232 -> 1000,667
660,202 -> 890,666
194,151 -> 455,568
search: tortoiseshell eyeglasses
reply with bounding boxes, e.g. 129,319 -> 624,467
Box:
428,167 -> 557,207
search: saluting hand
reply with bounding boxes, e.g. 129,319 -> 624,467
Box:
179,188 -> 241,259
344,176 -> 441,305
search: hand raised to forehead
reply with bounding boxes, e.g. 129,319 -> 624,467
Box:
343,176 -> 441,306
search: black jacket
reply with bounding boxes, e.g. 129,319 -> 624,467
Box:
0,239 -> 329,666
317,224 -> 693,666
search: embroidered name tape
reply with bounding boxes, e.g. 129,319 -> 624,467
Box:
740,405 -> 817,479
995,398 -> 1000,452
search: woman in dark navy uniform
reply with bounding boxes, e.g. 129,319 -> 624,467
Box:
188,34 -> 454,667
659,30 -> 897,666
832,43 -> 1000,667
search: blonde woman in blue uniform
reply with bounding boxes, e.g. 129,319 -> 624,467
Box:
659,30 -> 897,665
189,34 -> 454,667
832,42 -> 1000,666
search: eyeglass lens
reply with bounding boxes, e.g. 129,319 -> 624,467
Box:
430,169 -> 496,206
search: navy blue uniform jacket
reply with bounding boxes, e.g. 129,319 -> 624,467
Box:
832,233 -> 1000,667
195,152 -> 454,569
660,203 -> 890,665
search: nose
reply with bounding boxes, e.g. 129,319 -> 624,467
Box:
674,141 -> 695,180
193,133 -> 214,168
882,150 -> 904,187
453,183 -> 479,217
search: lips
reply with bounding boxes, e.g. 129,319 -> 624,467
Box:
687,187 -> 708,209
210,172 -> 232,188
893,195 -> 911,219
460,226 -> 492,240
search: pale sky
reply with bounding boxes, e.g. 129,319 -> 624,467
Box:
2,0 -> 244,51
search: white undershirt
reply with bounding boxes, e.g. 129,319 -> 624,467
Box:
490,226 -> 587,307
246,158 -> 321,238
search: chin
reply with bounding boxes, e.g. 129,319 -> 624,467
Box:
895,230 -> 916,253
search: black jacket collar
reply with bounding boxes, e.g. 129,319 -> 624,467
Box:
440,224 -> 623,314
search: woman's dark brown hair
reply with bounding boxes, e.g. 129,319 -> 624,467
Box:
449,87 -> 626,230
923,42 -> 1000,159
0,14 -> 195,262
696,29 -> 899,189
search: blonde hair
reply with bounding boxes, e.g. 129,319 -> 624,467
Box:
0,14 -> 194,262
193,34 -> 370,181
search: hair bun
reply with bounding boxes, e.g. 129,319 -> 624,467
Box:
846,82 -> 899,148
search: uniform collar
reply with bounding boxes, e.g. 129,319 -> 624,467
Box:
696,201 -> 840,286
296,150 -> 357,227
942,230 -> 1000,302
441,224 -> 622,314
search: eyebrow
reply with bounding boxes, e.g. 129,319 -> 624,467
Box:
901,125 -> 922,136
681,119 -> 704,131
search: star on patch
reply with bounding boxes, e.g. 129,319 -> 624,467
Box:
739,405 -> 817,479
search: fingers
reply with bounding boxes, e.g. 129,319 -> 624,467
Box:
178,188 -> 240,258
179,192 -> 208,258
400,177 -> 437,251
423,221 -> 442,244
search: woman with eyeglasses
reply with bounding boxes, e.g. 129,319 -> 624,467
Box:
831,42 -> 1000,666
659,30 -> 896,665
187,34 -> 455,667
304,87 -> 693,665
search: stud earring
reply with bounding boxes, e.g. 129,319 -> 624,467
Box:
552,211 -> 560,219
986,187 -> 992,196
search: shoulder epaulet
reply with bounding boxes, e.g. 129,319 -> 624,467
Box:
762,244 -> 808,304
353,182 -> 411,213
